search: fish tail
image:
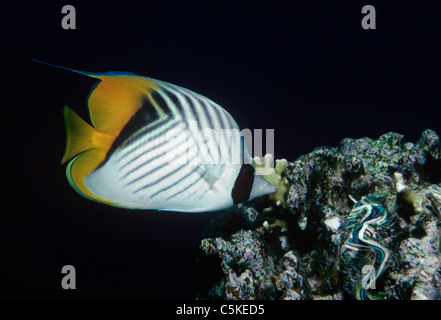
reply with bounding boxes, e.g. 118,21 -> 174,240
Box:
61,105 -> 113,164
62,106 -> 116,204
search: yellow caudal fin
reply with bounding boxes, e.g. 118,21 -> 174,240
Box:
61,106 -> 95,164
62,106 -> 116,204
62,105 -> 118,164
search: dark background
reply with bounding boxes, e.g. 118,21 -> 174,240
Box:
2,1 -> 440,299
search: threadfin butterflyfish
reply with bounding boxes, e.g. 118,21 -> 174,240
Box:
37,60 -> 277,212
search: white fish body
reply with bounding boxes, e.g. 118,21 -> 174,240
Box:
55,65 -> 276,212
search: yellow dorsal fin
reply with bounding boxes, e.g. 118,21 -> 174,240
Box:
87,75 -> 158,133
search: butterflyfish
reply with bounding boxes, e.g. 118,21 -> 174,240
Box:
38,61 -> 277,212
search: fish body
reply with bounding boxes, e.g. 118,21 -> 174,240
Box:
41,61 -> 276,212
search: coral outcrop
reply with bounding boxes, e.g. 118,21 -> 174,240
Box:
196,129 -> 441,300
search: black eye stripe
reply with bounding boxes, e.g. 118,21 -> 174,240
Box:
231,163 -> 255,205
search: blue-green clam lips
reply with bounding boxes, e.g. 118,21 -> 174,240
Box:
345,194 -> 390,300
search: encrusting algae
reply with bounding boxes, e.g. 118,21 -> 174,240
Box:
197,129 -> 441,300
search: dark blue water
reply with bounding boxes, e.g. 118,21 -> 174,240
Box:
3,1 -> 441,299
